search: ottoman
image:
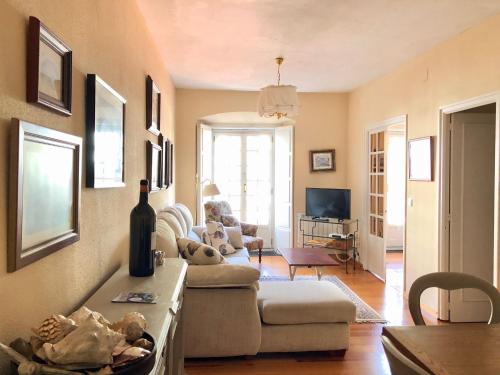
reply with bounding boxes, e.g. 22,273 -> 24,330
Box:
257,280 -> 356,353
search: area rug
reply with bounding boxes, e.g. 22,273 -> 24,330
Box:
249,249 -> 281,257
260,275 -> 388,323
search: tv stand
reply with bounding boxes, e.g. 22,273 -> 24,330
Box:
299,216 -> 359,273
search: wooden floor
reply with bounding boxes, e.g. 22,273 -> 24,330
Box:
185,252 -> 435,375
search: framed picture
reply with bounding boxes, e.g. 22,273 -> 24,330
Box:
146,75 -> 161,135
310,149 -> 335,172
27,16 -> 72,116
8,119 -> 82,272
85,74 -> 126,188
159,133 -> 171,189
408,136 -> 434,181
169,143 -> 174,186
146,140 -> 162,192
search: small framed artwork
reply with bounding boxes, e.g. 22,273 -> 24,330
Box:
146,140 -> 162,192
159,133 -> 171,189
85,74 -> 126,188
8,119 -> 82,272
146,75 -> 161,135
408,136 -> 434,181
310,149 -> 335,172
27,16 -> 72,116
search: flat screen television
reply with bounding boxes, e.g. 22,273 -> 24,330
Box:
306,188 -> 351,220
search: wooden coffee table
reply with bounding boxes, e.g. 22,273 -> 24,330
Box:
279,247 -> 339,280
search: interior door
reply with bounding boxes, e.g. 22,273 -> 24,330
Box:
367,130 -> 386,281
449,112 -> 495,322
196,123 -> 212,225
274,125 -> 294,250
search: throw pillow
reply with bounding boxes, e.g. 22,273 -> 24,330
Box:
205,221 -> 236,255
224,226 -> 244,249
220,214 -> 240,227
177,238 -> 224,265
240,222 -> 258,237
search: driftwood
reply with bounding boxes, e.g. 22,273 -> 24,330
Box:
0,342 -> 82,375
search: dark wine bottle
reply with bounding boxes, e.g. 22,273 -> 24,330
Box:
129,179 -> 156,277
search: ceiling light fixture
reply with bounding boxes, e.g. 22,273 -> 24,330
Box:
258,57 -> 299,119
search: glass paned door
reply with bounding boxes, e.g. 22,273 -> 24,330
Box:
213,131 -> 274,247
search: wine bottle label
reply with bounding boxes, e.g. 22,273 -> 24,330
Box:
151,231 -> 157,251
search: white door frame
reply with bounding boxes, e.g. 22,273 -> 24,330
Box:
364,115 -> 408,283
437,91 -> 500,320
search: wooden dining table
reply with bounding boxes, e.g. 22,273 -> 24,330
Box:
383,324 -> 500,375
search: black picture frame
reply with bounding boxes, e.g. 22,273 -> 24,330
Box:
146,75 -> 161,135
159,133 -> 171,189
27,16 -> 72,116
85,74 -> 126,188
8,119 -> 82,272
146,140 -> 162,192
169,143 -> 174,185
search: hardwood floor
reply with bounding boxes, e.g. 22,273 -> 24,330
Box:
185,252 -> 435,375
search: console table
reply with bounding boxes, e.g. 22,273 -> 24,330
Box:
85,258 -> 187,375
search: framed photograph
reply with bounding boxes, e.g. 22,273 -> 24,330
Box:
159,134 -> 171,189
27,16 -> 72,116
146,75 -> 161,135
408,136 -> 434,181
169,142 -> 174,186
310,149 -> 335,172
86,74 -> 126,188
146,140 -> 162,192
8,119 -> 82,272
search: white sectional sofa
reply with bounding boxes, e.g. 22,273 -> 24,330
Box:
156,204 -> 356,358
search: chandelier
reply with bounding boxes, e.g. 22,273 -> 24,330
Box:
258,57 -> 299,119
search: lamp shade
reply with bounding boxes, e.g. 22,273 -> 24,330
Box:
203,183 -> 220,197
258,85 -> 299,118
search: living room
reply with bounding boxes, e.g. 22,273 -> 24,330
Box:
1,1 -> 500,374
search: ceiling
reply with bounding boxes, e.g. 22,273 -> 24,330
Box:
137,0 -> 500,92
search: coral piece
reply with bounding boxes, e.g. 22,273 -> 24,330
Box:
110,312 -> 148,342
32,315 -> 77,344
41,315 -> 124,366
68,306 -> 110,326
125,321 -> 144,342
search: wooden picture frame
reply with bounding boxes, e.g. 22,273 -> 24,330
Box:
85,74 -> 126,188
8,119 -> 82,272
159,133 -> 171,189
310,149 -> 335,172
27,16 -> 72,116
146,140 -> 162,192
408,136 -> 434,181
146,75 -> 161,135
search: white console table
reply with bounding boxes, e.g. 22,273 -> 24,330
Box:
84,258 -> 187,375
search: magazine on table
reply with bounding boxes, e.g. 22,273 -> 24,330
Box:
112,291 -> 159,304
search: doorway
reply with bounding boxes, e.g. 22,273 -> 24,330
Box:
366,116 -> 407,286
212,130 -> 274,247
440,103 -> 496,322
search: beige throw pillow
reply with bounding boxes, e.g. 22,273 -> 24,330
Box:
177,238 -> 224,265
205,221 -> 236,255
224,226 -> 244,249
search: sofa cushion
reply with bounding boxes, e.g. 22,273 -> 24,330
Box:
164,206 -> 187,236
175,203 -> 193,233
156,219 -> 179,258
204,221 -> 236,255
177,238 -> 224,265
224,248 -> 250,260
221,214 -> 240,227
158,211 -> 184,239
204,200 -> 232,222
186,263 -> 260,288
242,235 -> 264,251
224,226 -> 244,249
257,280 -> 356,325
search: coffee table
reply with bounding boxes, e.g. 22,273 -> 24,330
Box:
278,247 -> 339,280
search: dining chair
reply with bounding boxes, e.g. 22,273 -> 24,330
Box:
409,271 -> 500,325
381,335 -> 431,375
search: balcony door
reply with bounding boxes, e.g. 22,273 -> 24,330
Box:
212,130 -> 274,247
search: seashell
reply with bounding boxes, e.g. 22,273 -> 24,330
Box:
68,306 -> 110,326
132,338 -> 153,351
111,339 -> 131,357
110,312 -> 148,341
9,338 -> 33,359
32,315 -> 77,344
41,315 -> 124,366
125,321 -> 144,342
112,346 -> 150,368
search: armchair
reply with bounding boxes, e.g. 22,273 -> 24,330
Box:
204,200 -> 264,262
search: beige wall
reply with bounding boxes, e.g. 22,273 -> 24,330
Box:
347,13 -> 500,309
175,89 -> 348,238
0,0 -> 174,368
